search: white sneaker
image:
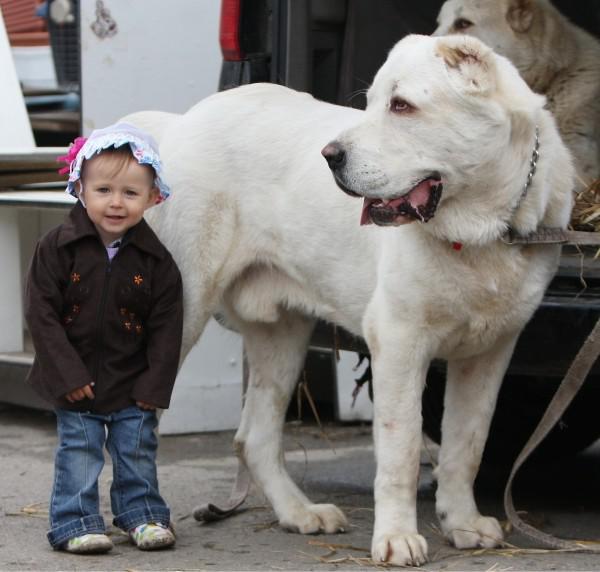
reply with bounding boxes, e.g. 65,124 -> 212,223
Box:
129,522 -> 175,550
64,533 -> 113,554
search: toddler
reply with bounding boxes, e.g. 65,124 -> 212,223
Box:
25,123 -> 183,553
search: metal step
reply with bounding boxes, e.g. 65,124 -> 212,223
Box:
0,350 -> 34,367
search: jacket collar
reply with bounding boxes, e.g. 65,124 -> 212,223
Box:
57,201 -> 167,259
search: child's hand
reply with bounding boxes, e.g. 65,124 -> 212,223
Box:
136,401 -> 157,411
65,383 -> 95,403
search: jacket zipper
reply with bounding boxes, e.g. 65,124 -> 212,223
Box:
91,256 -> 112,411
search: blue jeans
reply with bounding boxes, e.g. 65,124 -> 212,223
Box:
48,406 -> 170,548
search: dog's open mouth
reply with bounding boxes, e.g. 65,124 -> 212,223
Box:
360,174 -> 443,226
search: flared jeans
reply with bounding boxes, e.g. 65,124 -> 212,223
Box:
47,406 -> 170,548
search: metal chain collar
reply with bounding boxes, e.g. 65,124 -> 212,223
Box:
514,125 -> 540,211
502,125 -> 600,246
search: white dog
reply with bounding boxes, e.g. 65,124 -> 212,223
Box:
434,0 -> 600,188
126,34 -> 573,566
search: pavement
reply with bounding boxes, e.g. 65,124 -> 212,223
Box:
1,404 -> 600,571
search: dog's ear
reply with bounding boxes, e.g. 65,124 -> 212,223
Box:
436,36 -> 495,95
506,0 -> 534,33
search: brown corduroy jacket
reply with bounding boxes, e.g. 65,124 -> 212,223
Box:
24,201 -> 183,413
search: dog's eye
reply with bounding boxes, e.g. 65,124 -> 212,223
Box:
389,97 -> 413,114
453,18 -> 473,30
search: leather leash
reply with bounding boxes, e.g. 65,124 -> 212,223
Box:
193,459 -> 251,522
502,228 -> 600,551
193,353 -> 252,523
503,314 -> 600,551
502,227 -> 600,246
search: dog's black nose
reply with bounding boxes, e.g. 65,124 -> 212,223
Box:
321,142 -> 346,170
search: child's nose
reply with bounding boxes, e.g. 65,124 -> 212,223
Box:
110,192 -> 124,206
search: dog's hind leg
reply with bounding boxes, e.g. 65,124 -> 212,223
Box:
234,311 -> 348,534
435,334 -> 518,549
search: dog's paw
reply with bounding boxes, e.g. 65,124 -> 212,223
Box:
444,515 -> 503,549
280,503 -> 348,534
371,532 -> 428,567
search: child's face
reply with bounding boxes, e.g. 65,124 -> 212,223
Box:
80,153 -> 158,246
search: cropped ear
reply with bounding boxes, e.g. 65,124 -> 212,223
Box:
436,36 -> 496,95
506,0 -> 534,33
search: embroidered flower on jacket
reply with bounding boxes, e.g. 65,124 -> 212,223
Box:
71,272 -> 81,283
133,274 -> 144,286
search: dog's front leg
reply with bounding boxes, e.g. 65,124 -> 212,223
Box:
366,318 -> 430,566
436,334 -> 518,549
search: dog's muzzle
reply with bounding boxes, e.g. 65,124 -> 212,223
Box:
321,142 -> 368,198
322,142 -> 443,226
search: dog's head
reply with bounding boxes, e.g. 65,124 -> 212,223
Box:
433,0 -> 546,77
322,34 -> 571,244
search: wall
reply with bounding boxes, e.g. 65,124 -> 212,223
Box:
81,0 -> 222,131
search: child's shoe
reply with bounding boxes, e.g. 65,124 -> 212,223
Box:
64,533 -> 113,554
129,522 -> 175,550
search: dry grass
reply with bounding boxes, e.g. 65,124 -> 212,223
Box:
571,178 -> 600,231
5,502 -> 49,518
303,539 -> 391,568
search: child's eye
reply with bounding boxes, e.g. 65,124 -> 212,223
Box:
125,189 -> 139,197
96,187 -> 110,193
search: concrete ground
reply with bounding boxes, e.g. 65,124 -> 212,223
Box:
1,404 -> 600,571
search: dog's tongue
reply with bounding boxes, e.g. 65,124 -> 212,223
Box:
360,179 -> 435,225
360,204 -> 374,225
405,179 -> 434,209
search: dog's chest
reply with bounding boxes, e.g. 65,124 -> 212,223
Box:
417,247 -> 550,358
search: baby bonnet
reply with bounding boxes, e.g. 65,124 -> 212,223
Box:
60,122 -> 170,201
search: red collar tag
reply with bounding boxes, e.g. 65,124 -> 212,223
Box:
452,242 -> 463,251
